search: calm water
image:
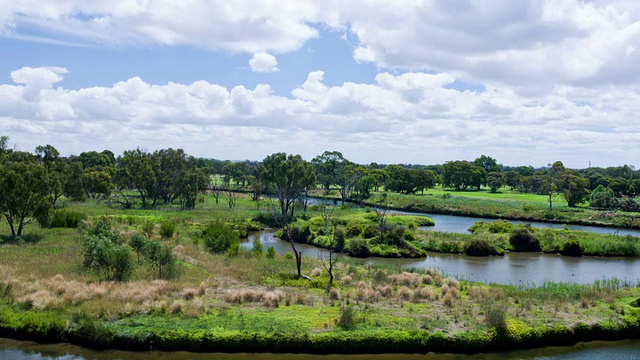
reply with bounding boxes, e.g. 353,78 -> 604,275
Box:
304,197 -> 640,237
243,230 -> 640,285
2,337 -> 640,359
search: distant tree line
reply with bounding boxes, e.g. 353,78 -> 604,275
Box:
1,134 -> 639,238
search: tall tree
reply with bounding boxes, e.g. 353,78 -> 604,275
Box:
262,152 -> 316,278
117,148 -> 156,208
0,161 -> 53,236
311,151 -> 347,192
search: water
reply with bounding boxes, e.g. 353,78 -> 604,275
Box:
2,337 -> 640,359
243,230 -> 640,285
304,197 -> 640,237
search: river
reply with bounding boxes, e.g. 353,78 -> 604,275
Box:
2,337 -> 640,359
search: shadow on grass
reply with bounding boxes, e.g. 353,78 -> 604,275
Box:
0,233 -> 43,245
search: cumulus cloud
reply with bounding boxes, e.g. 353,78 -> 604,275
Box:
1,67 -> 639,167
249,52 -> 279,72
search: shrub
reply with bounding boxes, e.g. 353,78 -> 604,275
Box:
159,221 -> 176,239
141,221 -> 155,237
560,239 -> 582,257
337,305 -> 357,330
145,240 -> 176,279
129,233 -> 148,263
284,252 -> 294,260
464,238 -> 495,256
46,210 -> 87,228
362,225 -> 378,239
82,234 -> 134,281
227,242 -> 240,257
485,303 -> 507,331
203,221 -> 240,254
345,223 -> 364,238
348,238 -> 370,257
488,219 -> 514,234
509,228 -> 541,252
329,288 -> 340,300
266,246 -> 276,259
251,237 -> 263,257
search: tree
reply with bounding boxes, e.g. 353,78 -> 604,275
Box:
262,152 -> 316,218
85,169 -> 114,200
178,168 -> 209,210
441,160 -> 484,191
311,151 -> 347,193
0,161 -> 53,236
473,155 -> 501,173
384,166 -> 436,194
486,172 -> 505,193
319,226 -> 343,288
262,152 -> 316,278
589,185 -> 615,209
561,170 -> 590,207
35,144 -> 60,172
117,148 -> 156,208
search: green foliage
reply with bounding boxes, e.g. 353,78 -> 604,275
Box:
45,209 -> 87,228
560,239 -> 582,257
464,238 -> 497,256
129,233 -> 148,262
509,228 -> 541,252
266,246 -> 276,259
345,223 -> 364,238
348,238 -> 370,257
485,303 -> 507,331
589,185 -> 615,209
82,234 -> 134,281
251,237 -> 263,257
159,220 -> 176,239
203,221 -> 240,254
227,242 -> 240,257
337,305 -> 358,330
141,221 -> 155,237
145,240 -> 176,279
284,252 -> 295,260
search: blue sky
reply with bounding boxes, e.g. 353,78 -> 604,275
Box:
1,1 -> 640,168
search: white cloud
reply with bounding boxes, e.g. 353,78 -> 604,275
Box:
249,52 -> 279,73
1,67 -> 639,168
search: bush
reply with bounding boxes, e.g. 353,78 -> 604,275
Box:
141,221 -> 155,237
284,252 -> 295,260
203,221 -> 240,254
266,246 -> 276,259
509,228 -> 541,252
362,225 -> 378,239
337,305 -> 357,330
251,237 -> 263,257
348,238 -> 370,257
145,240 -> 176,279
159,221 -> 176,239
46,210 -> 87,228
488,220 -> 514,234
82,235 -> 134,281
560,239 -> 582,257
345,223 -> 364,238
464,238 -> 495,256
129,233 -> 148,263
485,303 -> 507,331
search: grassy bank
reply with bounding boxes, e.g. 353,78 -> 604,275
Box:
324,189 -> 640,229
416,220 -> 640,257
1,195 -> 640,354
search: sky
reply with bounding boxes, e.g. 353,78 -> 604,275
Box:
1,1 -> 640,169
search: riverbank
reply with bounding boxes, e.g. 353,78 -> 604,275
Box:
314,190 -> 640,230
1,296 -> 640,354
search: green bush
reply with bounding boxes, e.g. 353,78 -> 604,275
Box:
560,239 -> 582,257
145,240 -> 176,279
159,221 -> 176,239
337,305 -> 358,330
509,228 -> 541,252
227,242 -> 240,257
266,246 -> 276,259
129,233 -> 148,263
203,221 -> 240,254
82,235 -> 134,281
464,238 -> 495,256
348,238 -> 370,257
362,225 -> 378,239
345,223 -> 364,238
141,221 -> 155,237
46,210 -> 87,228
284,252 -> 295,260
488,220 -> 514,234
251,237 -> 263,257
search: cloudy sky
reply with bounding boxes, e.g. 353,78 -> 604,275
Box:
1,0 -> 640,168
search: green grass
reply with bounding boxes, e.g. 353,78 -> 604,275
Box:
1,192 -> 640,354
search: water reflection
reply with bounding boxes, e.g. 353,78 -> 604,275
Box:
2,337 -> 640,360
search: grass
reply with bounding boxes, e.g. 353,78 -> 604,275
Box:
0,194 -> 640,353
